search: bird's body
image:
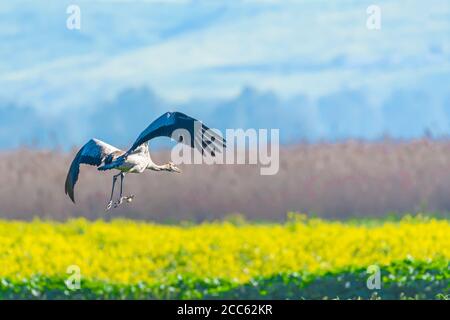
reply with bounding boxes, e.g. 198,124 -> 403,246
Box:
111,153 -> 149,174
98,144 -> 175,173
99,145 -> 148,173
65,111 -> 225,211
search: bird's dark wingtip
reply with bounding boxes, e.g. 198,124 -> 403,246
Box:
65,180 -> 75,203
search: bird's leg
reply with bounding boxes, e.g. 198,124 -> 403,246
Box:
106,173 -> 120,211
114,172 -> 134,208
114,173 -> 125,208
119,172 -> 124,199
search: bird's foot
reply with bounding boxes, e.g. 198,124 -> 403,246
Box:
125,195 -> 135,203
113,195 -> 134,208
114,195 -> 134,208
113,197 -> 123,208
105,201 -> 113,212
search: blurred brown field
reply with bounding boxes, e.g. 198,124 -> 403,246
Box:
1,138 -> 450,221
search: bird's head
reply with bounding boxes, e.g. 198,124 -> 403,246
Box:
167,161 -> 182,173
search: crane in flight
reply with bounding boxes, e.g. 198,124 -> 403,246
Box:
65,111 -> 226,211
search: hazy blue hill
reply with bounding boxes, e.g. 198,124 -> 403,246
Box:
381,90 -> 450,138
89,87 -> 168,148
0,1 -> 448,149
1,84 -> 450,149
213,87 -> 280,129
316,90 -> 381,140
0,104 -> 45,148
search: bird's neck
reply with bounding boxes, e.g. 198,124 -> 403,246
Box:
147,163 -> 171,171
146,157 -> 170,171
140,145 -> 171,171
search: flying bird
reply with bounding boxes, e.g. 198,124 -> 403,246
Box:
65,111 -> 226,211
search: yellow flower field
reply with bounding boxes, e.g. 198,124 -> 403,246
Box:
0,215 -> 448,299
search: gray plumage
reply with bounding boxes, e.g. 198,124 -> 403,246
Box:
127,111 -> 226,156
65,139 -> 123,203
65,111 -> 225,210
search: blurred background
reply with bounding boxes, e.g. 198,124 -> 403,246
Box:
1,0 -> 450,221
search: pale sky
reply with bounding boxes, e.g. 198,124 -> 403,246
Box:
0,0 -> 449,114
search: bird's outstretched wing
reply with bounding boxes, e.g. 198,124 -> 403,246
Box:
65,139 -> 122,203
126,111 -> 226,156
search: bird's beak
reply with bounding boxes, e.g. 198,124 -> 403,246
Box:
168,161 -> 182,173
173,166 -> 182,173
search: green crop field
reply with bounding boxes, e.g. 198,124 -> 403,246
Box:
0,215 -> 448,300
